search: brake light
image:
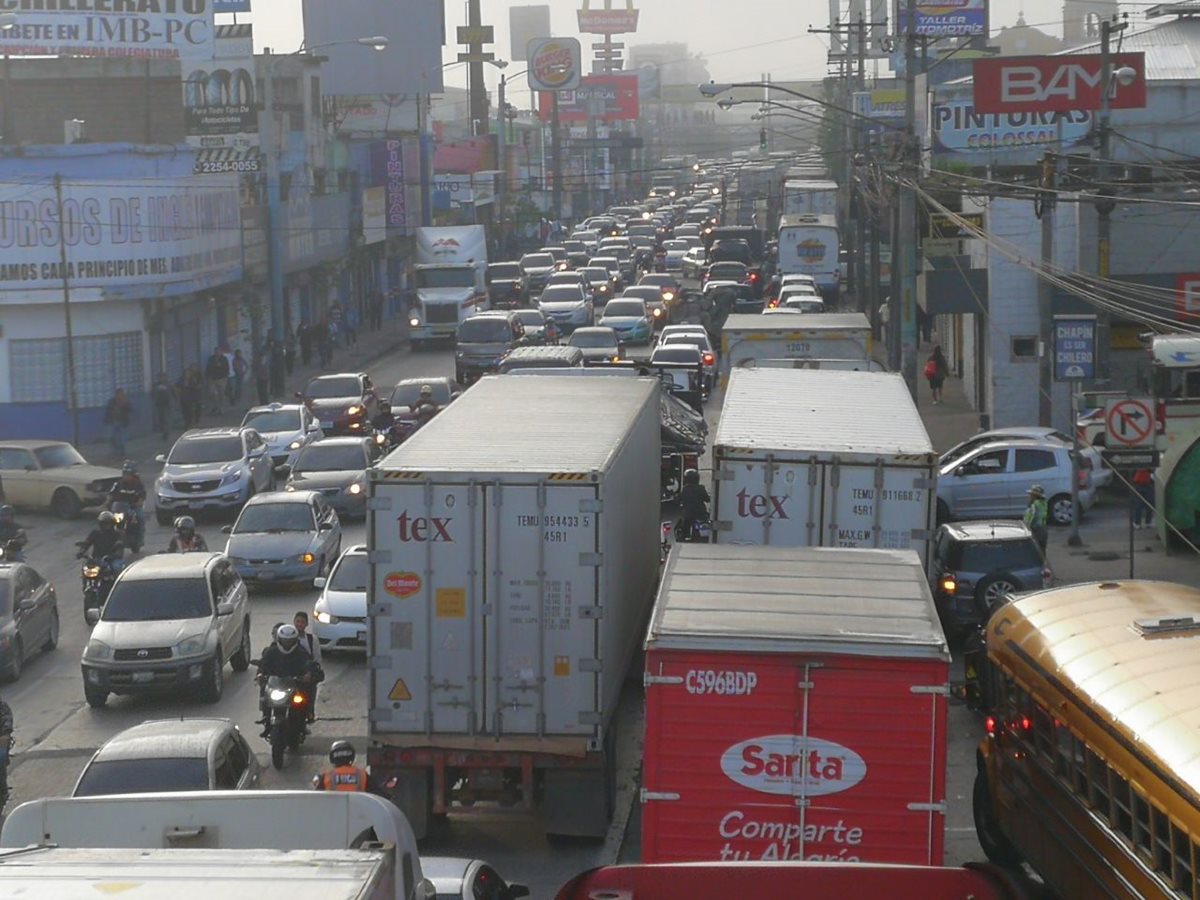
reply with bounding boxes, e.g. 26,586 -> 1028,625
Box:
1078,468 -> 1090,488
1042,567 -> 1053,586
749,272 -> 760,282
940,575 -> 957,595
985,715 -> 998,737
702,352 -> 715,366
1019,716 -> 1032,733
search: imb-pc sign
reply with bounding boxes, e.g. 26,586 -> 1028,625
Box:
0,0 -> 214,59
973,53 -> 1146,113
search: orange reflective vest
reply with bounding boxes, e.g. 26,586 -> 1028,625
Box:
317,764 -> 367,792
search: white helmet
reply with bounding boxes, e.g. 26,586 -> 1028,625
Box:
275,623 -> 300,654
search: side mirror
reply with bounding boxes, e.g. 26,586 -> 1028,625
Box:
216,601 -> 234,617
955,466 -> 966,478
307,421 -> 321,432
319,521 -> 334,531
85,607 -> 100,627
313,576 -> 327,589
155,453 -> 167,464
220,524 -> 233,534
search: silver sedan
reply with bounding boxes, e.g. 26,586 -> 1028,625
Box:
282,437 -> 379,519
222,491 -> 342,585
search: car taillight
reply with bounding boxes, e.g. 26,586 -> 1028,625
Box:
1078,468 -> 1090,488
767,299 -> 779,308
939,574 -> 957,595
749,272 -> 760,282
985,715 -> 998,737
1042,567 -> 1053,586
702,352 -> 715,365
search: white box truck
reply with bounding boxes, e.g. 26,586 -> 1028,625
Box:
366,376 -> 662,839
409,225 -> 488,346
713,368 -> 937,561
719,312 -> 873,387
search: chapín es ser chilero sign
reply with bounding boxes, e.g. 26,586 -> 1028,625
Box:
0,0 -> 215,61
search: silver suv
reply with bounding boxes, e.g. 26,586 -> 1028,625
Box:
154,427 -> 275,525
81,553 -> 252,708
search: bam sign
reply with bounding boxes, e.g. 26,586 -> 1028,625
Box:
973,53 -> 1146,114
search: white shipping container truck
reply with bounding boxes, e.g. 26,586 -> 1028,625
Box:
713,369 -> 937,561
367,376 -> 661,839
719,312 -> 872,386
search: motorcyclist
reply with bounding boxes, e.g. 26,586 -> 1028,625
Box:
678,468 -> 711,540
108,460 -> 146,551
0,506 -> 28,562
255,623 -> 321,737
409,385 -> 441,428
76,511 -> 124,563
167,516 -> 208,553
312,740 -> 368,792
0,694 -> 11,807
371,399 -> 396,432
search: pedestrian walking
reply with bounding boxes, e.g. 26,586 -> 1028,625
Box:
151,373 -> 174,441
1024,484 -> 1049,555
924,344 -> 948,405
103,388 -> 132,457
204,347 -> 229,414
179,366 -> 203,428
268,338 -> 286,398
232,349 -> 248,403
222,345 -> 236,404
1131,467 -> 1156,529
297,320 -> 313,366
252,351 -> 270,405
345,305 -> 359,346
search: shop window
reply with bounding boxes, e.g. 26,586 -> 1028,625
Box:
9,339 -> 66,403
1011,335 -> 1038,360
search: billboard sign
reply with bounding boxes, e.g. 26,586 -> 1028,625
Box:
330,95 -> 418,133
0,0 -> 214,59
369,138 -> 417,233
538,74 -> 639,123
527,37 -> 582,92
0,175 -> 241,292
972,53 -> 1147,114
1053,315 -> 1097,381
932,99 -> 1092,154
895,0 -> 986,36
852,89 -> 905,122
182,23 -> 258,150
509,5 -> 551,60
362,186 -> 387,245
577,0 -> 639,35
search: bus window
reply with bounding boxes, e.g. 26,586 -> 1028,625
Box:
1112,773 -> 1134,841
1086,747 -> 1111,818
1134,791 -> 1153,859
1054,722 -> 1073,781
1153,806 -> 1173,876
1071,735 -> 1088,796
1033,705 -> 1055,759
1175,829 -> 1196,894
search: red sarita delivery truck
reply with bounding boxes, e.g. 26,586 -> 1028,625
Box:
641,543 -> 951,865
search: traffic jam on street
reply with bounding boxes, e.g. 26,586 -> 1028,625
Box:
3,0 -> 1200,897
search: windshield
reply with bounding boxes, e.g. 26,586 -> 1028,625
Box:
242,409 -> 302,433
540,287 -> 583,304
640,276 -> 672,287
593,258 -> 618,271
663,240 -> 688,252
604,301 -> 645,317
169,436 -> 242,465
391,382 -> 452,407
581,269 -> 608,283
294,443 -> 366,472
34,444 -> 87,468
416,269 -> 475,289
234,502 -> 315,534
960,540 -> 1043,572
458,318 -> 512,343
521,254 -> 554,269
623,288 -> 661,302
570,330 -> 618,349
102,578 -> 213,621
488,263 -> 520,279
305,377 -> 360,399
710,264 -> 747,276
563,241 -> 586,252
513,311 -> 545,328
74,758 -> 210,796
330,554 -> 369,592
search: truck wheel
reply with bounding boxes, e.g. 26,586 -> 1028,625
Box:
973,769 -> 1021,866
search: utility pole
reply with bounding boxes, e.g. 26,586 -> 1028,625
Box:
550,90 -> 562,220
852,14 -> 867,313
1038,151 -> 1055,427
465,0 -> 488,135
497,73 -> 507,234
54,175 -> 81,446
897,0 -> 920,397
1096,17 -> 1119,281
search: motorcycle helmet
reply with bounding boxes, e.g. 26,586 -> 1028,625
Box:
683,468 -> 700,487
174,515 -> 196,536
329,740 -> 356,767
121,460 -> 138,475
377,400 -> 391,415
419,384 -> 433,399
275,623 -> 300,654
98,510 -> 117,529
0,505 -> 13,523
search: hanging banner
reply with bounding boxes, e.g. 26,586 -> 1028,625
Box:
183,23 -> 258,151
369,138 -> 419,234
0,0 -> 214,60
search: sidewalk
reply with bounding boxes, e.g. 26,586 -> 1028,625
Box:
85,319 -> 411,470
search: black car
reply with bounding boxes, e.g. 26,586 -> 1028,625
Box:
0,560 -> 58,681
485,261 -> 526,308
928,521 -> 1051,641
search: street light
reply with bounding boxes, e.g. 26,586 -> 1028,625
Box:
261,36 -> 389,342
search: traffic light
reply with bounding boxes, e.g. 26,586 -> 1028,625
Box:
759,128 -> 768,152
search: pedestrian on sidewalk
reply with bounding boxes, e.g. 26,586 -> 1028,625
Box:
297,320 -> 313,366
345,305 -> 359,346
205,347 -> 229,415
1024,484 -> 1049,555
179,365 -> 203,428
268,338 -> 286,398
232,349 -> 248,403
222,345 -> 236,404
924,344 -> 948,405
151,373 -> 174,441
103,388 -> 132,457
252,351 -> 270,405
329,302 -> 343,345
1131,467 -> 1156,529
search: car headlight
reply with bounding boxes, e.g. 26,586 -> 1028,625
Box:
598,285 -> 608,292
348,483 -> 363,495
347,405 -> 363,417
85,639 -> 112,660
315,609 -> 339,625
84,565 -> 101,578
175,634 -> 208,658
298,552 -> 316,565
288,439 -> 303,450
663,292 -> 674,301
652,308 -> 663,318
220,469 -> 243,486
409,316 -> 421,327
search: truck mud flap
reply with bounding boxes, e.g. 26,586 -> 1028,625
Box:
542,767 -> 611,839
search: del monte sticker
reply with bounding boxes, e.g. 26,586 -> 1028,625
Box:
384,571 -> 421,598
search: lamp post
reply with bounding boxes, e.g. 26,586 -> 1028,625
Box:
1,12 -> 16,146
261,36 -> 387,342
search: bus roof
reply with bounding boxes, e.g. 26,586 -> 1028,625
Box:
995,580 -> 1200,801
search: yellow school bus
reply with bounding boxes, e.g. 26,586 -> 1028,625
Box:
974,581 -> 1200,898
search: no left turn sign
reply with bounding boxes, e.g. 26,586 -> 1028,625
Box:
1105,398 -> 1155,448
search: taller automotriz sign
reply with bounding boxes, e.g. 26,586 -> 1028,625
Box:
0,0 -> 214,59
895,0 -> 986,36
973,53 -> 1147,114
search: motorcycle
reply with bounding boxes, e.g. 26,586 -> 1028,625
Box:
76,544 -> 124,622
109,501 -> 144,553
0,732 -> 13,815
674,515 -> 712,544
255,669 -> 312,769
0,538 -> 25,563
660,449 -> 701,503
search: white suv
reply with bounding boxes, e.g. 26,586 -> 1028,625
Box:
154,428 -> 275,525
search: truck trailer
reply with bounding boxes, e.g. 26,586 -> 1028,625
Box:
641,543 -> 950,866
719,312 -> 872,386
366,375 -> 662,838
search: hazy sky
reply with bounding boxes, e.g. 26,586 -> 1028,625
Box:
252,0 -> 1127,94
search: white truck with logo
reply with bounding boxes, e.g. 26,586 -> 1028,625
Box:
778,213 -> 840,300
712,368 -> 937,563
366,376 -> 661,840
719,312 -> 873,387
409,225 -> 489,346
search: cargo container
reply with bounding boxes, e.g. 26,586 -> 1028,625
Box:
713,368 -> 936,560
719,313 -> 872,386
367,376 -> 661,839
641,544 -> 950,866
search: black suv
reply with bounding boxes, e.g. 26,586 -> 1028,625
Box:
928,521 -> 1051,641
455,311 -> 526,383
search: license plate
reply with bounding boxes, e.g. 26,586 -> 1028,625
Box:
256,570 -> 276,581
356,630 -> 366,643
132,671 -> 154,683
